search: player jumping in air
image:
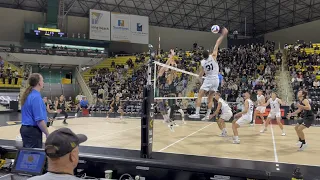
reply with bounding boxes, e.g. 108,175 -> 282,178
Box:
189,27 -> 228,121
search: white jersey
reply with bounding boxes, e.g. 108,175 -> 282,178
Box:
219,98 -> 231,113
256,95 -> 265,106
269,98 -> 281,112
201,55 -> 219,79
243,99 -> 254,118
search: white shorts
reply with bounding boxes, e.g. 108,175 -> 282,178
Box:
200,78 -> 219,92
267,111 -> 281,119
220,110 -> 233,121
256,106 -> 266,113
236,116 -> 252,126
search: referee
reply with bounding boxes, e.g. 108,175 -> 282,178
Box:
20,73 -> 49,148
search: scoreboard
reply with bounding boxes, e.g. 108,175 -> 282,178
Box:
30,27 -> 67,37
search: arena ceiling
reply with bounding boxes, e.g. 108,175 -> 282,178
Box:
2,0 -> 320,36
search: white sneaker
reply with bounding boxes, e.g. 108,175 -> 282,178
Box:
233,139 -> 240,144
260,128 -> 267,133
89,114 -> 92,117
75,113 -> 78,117
219,133 -> 227,137
296,141 -> 302,147
182,119 -> 186,124
298,143 -> 308,151
281,132 -> 286,136
189,114 -> 200,119
173,122 -> 179,127
168,124 -> 175,132
201,115 -> 210,121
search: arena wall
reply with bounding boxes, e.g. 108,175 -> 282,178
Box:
0,7 -> 227,53
264,19 -> 320,47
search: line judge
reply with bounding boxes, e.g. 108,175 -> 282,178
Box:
20,73 -> 49,148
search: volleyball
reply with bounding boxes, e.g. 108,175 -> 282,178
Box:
211,25 -> 220,34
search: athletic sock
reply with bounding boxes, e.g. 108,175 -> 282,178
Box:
299,138 -> 302,142
222,128 -> 227,133
195,107 -> 200,114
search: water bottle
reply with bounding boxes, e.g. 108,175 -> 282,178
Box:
292,167 -> 303,180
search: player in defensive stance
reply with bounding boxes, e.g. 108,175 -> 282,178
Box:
209,93 -> 233,137
287,90 -> 314,151
252,90 -> 266,126
260,92 -> 286,136
232,92 -> 254,144
189,27 -> 228,121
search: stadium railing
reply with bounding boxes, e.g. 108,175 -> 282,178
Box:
76,67 -> 94,104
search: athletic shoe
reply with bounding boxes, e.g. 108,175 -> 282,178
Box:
233,140 -> 240,144
260,128 -> 267,133
201,115 -> 210,121
189,114 -> 200,119
63,121 -> 68,125
75,113 -> 78,117
182,120 -> 186,124
89,114 -> 92,117
296,141 -> 302,147
281,132 -> 286,136
168,124 -> 175,132
219,132 -> 227,137
173,122 -> 179,127
298,143 -> 308,151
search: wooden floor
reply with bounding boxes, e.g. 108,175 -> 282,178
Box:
0,117 -> 319,166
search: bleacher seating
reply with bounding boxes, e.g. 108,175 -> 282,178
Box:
288,43 -> 320,111
0,61 -> 23,88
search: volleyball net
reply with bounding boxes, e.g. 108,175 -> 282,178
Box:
152,60 -> 243,117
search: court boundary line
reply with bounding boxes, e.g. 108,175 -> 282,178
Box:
158,122 -> 213,152
270,123 -> 279,162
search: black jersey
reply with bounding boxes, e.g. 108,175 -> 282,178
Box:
164,77 -> 179,94
300,98 -> 314,117
57,100 -> 65,110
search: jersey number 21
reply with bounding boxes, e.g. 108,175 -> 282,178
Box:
206,64 -> 214,71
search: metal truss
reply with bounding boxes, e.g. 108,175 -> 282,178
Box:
1,0 -> 320,36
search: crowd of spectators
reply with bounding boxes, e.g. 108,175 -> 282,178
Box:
82,41 -> 280,114
0,56 -> 21,85
287,44 -> 320,106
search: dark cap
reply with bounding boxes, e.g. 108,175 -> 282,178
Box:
45,128 -> 87,158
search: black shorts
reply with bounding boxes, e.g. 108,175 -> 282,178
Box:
81,105 -> 88,109
297,116 -> 315,128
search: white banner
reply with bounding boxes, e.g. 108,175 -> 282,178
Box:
111,13 -> 131,42
89,9 -> 110,41
130,15 -> 149,44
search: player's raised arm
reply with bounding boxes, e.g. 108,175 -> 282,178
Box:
158,49 -> 175,77
211,27 -> 228,59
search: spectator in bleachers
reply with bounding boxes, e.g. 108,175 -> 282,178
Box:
314,79 -> 320,88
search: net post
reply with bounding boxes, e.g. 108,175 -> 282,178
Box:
140,44 -> 155,159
